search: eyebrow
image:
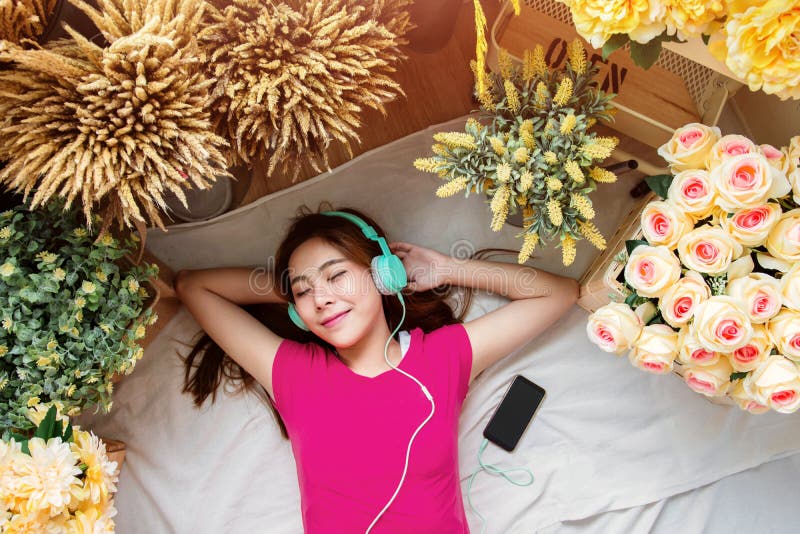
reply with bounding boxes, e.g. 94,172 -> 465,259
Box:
290,258 -> 347,286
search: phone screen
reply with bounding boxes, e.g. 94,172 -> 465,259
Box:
483,375 -> 546,452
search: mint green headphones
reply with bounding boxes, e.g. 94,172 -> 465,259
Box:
287,211 -> 408,331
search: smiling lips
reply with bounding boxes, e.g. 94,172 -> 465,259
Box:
322,310 -> 350,327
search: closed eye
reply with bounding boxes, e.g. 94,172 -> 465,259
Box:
297,271 -> 345,297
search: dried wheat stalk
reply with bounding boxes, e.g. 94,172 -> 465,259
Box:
0,0 -> 58,44
198,0 -> 412,178
0,0 -> 229,232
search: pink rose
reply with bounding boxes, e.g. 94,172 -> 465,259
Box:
726,272 -> 782,324
720,203 -> 781,248
667,170 -> 716,220
729,380 -> 770,414
707,134 -> 759,169
587,303 -> 643,354
678,327 -> 721,366
658,123 -> 721,172
692,295 -> 753,352
640,200 -> 693,249
628,324 -> 678,374
726,324 -> 772,372
710,153 -> 791,212
767,308 -> 800,362
683,357 -> 733,397
743,356 -> 800,414
658,270 -> 710,328
624,244 -> 682,298
677,225 -> 743,275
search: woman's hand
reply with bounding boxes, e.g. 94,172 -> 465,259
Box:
388,241 -> 452,293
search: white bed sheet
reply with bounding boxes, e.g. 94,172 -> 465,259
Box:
75,116 -> 800,533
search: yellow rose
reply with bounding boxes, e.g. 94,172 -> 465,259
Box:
726,272 -> 782,324
710,153 -> 791,212
767,308 -> 800,362
709,1 -> 800,99
683,357 -> 733,397
743,356 -> 800,413
780,263 -> 800,310
677,225 -> 743,275
663,0 -> 726,39
658,270 -> 710,328
667,169 -> 717,220
729,379 -> 770,414
587,303 -> 644,354
628,324 -> 679,374
726,323 -> 772,373
563,0 -> 666,49
765,208 -> 800,262
640,200 -> 693,249
657,123 -> 721,172
719,203 -> 781,248
760,144 -> 793,176
692,295 -> 754,352
706,134 -> 759,169
624,244 -> 682,298
677,326 -> 721,366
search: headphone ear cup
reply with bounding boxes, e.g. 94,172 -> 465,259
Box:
371,254 -> 407,295
287,302 -> 309,331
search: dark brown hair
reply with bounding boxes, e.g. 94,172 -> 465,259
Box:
180,202 -> 517,439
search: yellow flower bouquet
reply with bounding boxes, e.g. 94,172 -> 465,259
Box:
414,41 -> 618,267
1,406 -> 119,532
586,123 -> 800,413
558,0 -> 800,100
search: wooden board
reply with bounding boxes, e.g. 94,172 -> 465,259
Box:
494,3 -> 700,147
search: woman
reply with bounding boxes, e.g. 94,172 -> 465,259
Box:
175,204 -> 578,533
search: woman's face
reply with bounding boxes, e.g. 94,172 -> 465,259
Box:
288,237 -> 382,347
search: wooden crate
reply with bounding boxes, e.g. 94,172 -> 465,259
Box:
101,438 -> 127,482
490,0 -> 701,148
577,191 -> 655,313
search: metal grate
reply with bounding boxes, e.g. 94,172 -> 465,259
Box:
520,0 -> 716,112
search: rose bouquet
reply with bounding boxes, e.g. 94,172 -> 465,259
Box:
557,0 -> 800,100
414,41 -> 618,267
587,122 -> 800,414
1,406 -> 119,532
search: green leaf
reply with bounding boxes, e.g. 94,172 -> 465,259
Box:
701,33 -> 710,45
626,239 -> 649,255
730,371 -> 749,381
602,34 -> 629,60
629,39 -> 663,69
62,421 -> 73,442
33,405 -> 57,440
646,313 -> 665,326
645,174 -> 674,199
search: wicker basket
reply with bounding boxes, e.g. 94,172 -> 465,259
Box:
101,438 -> 127,483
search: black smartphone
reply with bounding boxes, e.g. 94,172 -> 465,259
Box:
483,375 -> 546,452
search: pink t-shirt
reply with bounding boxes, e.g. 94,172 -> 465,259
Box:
270,323 -> 473,533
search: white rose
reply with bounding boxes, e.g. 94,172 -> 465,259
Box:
729,380 -> 770,414
692,295 -> 754,352
719,203 -> 781,248
683,357 -> 733,397
726,324 -> 772,373
767,308 -> 800,362
707,134 -> 760,169
743,356 -> 800,413
667,169 -> 717,220
677,326 -> 721,366
657,270 -> 710,328
710,153 -> 791,212
628,324 -> 678,374
624,244 -> 682,298
657,123 -> 721,172
587,303 -> 643,354
640,200 -> 694,249
765,208 -> 800,262
726,272 -> 782,324
677,225 -> 743,275
780,263 -> 800,311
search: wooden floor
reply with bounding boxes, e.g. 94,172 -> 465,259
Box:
234,1 -> 501,207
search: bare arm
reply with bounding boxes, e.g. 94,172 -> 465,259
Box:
445,257 -> 579,383
174,267 -> 288,400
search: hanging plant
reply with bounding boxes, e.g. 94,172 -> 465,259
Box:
197,0 -> 413,177
415,41 -> 618,267
0,0 -> 230,234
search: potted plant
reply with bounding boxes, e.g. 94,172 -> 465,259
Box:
414,40 -> 618,266
0,197 -> 159,434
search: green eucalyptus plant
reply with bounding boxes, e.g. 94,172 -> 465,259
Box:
0,198 -> 159,432
415,39 -> 619,267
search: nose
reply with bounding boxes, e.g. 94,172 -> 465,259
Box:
312,284 -> 335,309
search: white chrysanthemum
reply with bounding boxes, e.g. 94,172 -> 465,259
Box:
65,501 -> 117,533
12,437 -> 82,517
71,431 -> 119,506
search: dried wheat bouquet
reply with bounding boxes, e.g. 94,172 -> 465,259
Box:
0,0 -> 58,44
0,0 -> 229,232
198,0 -> 412,177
